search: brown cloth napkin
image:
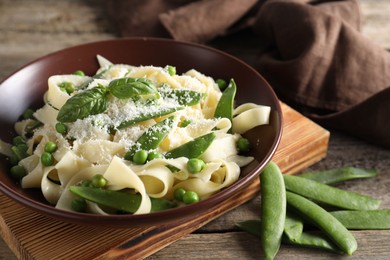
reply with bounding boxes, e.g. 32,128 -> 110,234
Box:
106,0 -> 390,149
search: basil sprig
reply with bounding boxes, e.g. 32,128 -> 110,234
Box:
57,77 -> 160,123
57,85 -> 109,123
108,78 -> 159,99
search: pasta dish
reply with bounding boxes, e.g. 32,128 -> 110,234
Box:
0,55 -> 270,215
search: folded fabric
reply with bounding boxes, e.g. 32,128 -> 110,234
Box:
105,0 -> 390,148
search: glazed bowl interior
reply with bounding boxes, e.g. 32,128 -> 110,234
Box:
0,38 -> 282,227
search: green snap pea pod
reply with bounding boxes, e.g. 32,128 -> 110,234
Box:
300,166 -> 378,184
162,89 -> 205,106
116,107 -> 183,129
283,174 -> 381,210
260,161 -> 286,260
165,132 -> 216,159
330,210 -> 390,230
214,79 -> 236,132
283,212 -> 304,240
282,231 -> 342,253
286,191 -> 357,255
69,186 -> 177,213
125,116 -> 175,160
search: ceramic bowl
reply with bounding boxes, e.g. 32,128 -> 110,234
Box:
0,38 -> 282,227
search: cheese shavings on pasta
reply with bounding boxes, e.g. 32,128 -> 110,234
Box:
0,55 -> 271,215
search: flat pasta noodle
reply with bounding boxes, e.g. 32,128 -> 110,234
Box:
0,139 -> 12,157
34,103 -> 59,127
102,156 -> 151,214
76,139 -> 125,165
56,165 -> 107,211
55,150 -> 91,186
172,160 -> 240,199
232,103 -> 271,134
47,75 -> 89,109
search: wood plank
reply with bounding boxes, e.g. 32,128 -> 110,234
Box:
147,230 -> 390,259
0,103 -> 329,259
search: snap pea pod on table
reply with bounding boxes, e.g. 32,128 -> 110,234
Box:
236,218 -> 341,253
283,212 -> 304,240
283,174 -> 381,210
259,161 -> 286,260
286,191 -> 358,255
299,166 -> 378,184
330,210 -> 390,230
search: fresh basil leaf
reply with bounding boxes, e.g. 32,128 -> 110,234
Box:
108,77 -> 158,99
57,86 -> 108,123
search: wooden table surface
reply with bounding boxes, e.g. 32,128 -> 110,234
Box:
1,1 -> 389,259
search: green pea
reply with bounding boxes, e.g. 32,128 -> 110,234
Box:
260,161 -> 286,260
133,150 -> 148,165
166,65 -> 176,76
59,82 -> 75,94
174,188 -> 186,202
22,108 -> 35,119
55,122 -> 68,135
73,70 -> 85,76
91,174 -> 107,188
215,79 -> 227,91
44,141 -> 58,153
147,151 -> 163,161
237,137 -> 250,153
10,165 -> 27,180
182,191 -> 199,204
71,198 -> 87,212
41,152 -> 54,166
187,158 -> 205,173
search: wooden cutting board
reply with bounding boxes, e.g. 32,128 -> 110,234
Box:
0,103 -> 329,259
